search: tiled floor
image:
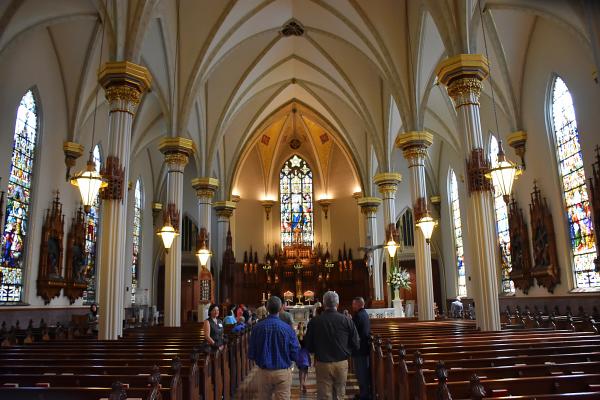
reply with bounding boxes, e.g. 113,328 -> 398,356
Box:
235,363 -> 359,399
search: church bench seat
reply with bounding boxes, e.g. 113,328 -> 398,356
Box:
0,386 -> 172,400
426,373 -> 600,399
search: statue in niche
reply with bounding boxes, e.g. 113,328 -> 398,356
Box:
508,196 -> 533,293
37,192 -> 66,304
64,206 -> 89,304
47,236 -> 61,278
529,182 -> 560,293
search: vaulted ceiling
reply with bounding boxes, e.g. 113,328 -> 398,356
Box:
0,0 -> 597,198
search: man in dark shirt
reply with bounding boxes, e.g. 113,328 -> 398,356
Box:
249,296 -> 299,399
351,297 -> 371,399
305,291 -> 359,400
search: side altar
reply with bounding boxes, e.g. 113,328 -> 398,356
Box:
220,229 -> 372,310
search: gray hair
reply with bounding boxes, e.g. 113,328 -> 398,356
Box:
267,296 -> 282,315
323,291 -> 339,310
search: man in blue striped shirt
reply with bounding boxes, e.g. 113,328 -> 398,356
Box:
249,296 -> 299,399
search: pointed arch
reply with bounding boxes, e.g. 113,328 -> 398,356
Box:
549,76 -> 598,289
1,89 -> 40,303
448,168 -> 466,297
280,155 -> 313,247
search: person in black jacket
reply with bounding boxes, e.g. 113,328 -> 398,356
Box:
351,297 -> 371,400
305,291 -> 359,400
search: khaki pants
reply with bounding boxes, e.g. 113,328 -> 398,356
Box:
256,368 -> 292,400
315,359 -> 349,400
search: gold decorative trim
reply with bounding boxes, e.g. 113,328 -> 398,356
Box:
447,78 -> 483,101
373,172 -> 402,195
435,54 -> 489,87
395,131 -> 433,150
63,141 -> 85,157
191,177 -> 219,193
104,86 -> 142,105
507,130 -> 528,168
98,61 -> 152,93
214,200 -> 236,218
261,200 -> 276,220
159,136 -> 196,154
430,196 -> 441,204
164,152 -> 189,167
230,194 -> 241,203
357,197 -> 382,215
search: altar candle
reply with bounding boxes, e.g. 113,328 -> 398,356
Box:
262,292 -> 266,301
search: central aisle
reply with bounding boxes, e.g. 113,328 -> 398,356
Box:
235,363 -> 360,399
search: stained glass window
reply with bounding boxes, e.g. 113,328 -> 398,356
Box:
0,90 -> 39,303
131,179 -> 142,303
490,135 -> 515,294
449,169 -> 467,297
82,145 -> 102,304
551,76 -> 598,288
280,155 -> 313,247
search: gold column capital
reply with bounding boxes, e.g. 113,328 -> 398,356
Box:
191,177 -> 219,199
395,131 -> 433,160
357,197 -> 382,215
373,172 -> 402,195
435,54 -> 489,86
98,61 -> 152,105
63,141 -> 85,181
159,136 -> 195,167
317,198 -> 333,219
214,200 -> 236,218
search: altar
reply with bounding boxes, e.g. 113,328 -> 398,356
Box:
284,304 -> 316,324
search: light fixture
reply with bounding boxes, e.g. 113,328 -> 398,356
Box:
157,211 -> 178,252
384,223 -> 400,259
485,140 -> 521,204
70,18 -> 106,212
478,0 -> 523,203
71,159 -> 107,213
196,227 -> 211,267
416,213 -> 438,244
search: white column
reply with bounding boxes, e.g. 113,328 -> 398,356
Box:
97,61 -> 151,340
159,137 -> 194,327
191,177 -> 219,320
373,173 -> 402,227
213,201 -> 236,302
357,197 -> 383,303
396,131 -> 435,321
436,54 -> 501,331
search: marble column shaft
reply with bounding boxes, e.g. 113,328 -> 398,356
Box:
191,178 -> 219,320
396,131 -> 435,321
436,54 -> 501,331
357,197 -> 383,300
213,201 -> 236,302
97,61 -> 151,340
159,137 -> 194,327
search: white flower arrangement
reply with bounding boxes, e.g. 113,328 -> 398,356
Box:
387,268 -> 411,290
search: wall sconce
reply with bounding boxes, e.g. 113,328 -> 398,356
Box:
261,199 -> 276,220
317,198 -> 333,219
507,130 -> 528,170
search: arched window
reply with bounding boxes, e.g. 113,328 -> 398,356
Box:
0,90 -> 39,303
550,76 -> 598,288
490,135 -> 515,294
131,179 -> 143,303
280,155 -> 313,247
83,144 -> 102,304
449,169 -> 467,297
397,208 -> 414,247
